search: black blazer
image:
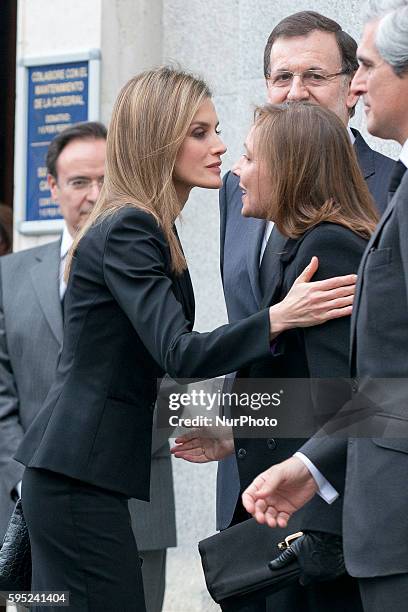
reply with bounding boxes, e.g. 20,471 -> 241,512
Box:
233,223 -> 367,534
16,207 -> 271,500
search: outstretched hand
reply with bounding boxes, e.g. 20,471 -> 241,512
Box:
242,457 -> 318,528
171,427 -> 234,463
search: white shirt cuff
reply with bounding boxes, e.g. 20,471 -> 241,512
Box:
294,452 -> 339,504
16,480 -> 22,498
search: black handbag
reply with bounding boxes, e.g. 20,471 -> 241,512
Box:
198,517 -> 302,604
0,499 -> 32,591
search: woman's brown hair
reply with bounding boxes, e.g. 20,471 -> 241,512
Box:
253,102 -> 379,239
65,66 -> 211,279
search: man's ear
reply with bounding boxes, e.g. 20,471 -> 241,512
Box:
47,174 -> 59,201
345,79 -> 359,115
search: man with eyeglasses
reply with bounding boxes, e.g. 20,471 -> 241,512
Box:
215,10 -> 394,612
0,122 -> 176,612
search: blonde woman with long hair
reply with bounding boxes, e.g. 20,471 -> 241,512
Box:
16,69 -> 356,610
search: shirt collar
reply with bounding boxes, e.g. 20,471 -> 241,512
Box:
347,126 -> 355,145
60,225 -> 74,260
400,139 -> 408,169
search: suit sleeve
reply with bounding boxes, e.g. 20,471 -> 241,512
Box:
103,209 -> 271,379
0,264 -> 25,499
298,436 -> 348,493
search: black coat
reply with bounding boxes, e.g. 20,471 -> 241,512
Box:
16,207 -> 271,500
233,222 -> 367,535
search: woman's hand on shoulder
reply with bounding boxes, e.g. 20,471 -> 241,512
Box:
268,256 -> 356,338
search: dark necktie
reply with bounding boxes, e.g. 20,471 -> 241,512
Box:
61,290 -> 66,322
388,160 -> 407,195
259,225 -> 287,297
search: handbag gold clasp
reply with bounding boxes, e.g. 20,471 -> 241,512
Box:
277,531 -> 304,551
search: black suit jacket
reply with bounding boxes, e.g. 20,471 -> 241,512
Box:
16,207 -> 271,499
233,223 -> 367,535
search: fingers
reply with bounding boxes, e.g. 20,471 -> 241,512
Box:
174,430 -> 199,444
252,499 -> 290,528
312,273 -> 357,292
310,294 -> 354,322
171,438 -> 201,453
276,512 -> 291,528
242,474 -> 267,514
301,284 -> 356,325
313,284 -> 356,302
322,305 -> 353,320
324,295 -> 354,310
251,468 -> 282,499
171,446 -> 209,463
242,468 -> 281,513
294,256 -> 319,284
172,451 -> 209,463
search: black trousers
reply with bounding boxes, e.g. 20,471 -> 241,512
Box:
22,468 -> 145,612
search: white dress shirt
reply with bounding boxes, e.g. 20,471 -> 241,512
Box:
400,138 -> 408,169
259,221 -> 274,264
59,225 -> 73,300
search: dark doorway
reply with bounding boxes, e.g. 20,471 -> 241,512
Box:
0,0 -> 17,214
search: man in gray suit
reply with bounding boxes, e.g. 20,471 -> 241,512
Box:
217,9 -> 395,534
0,122 -> 176,612
242,2 -> 408,610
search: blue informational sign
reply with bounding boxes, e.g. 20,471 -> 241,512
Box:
26,61 -> 89,221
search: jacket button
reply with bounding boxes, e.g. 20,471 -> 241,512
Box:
237,448 -> 247,459
369,246 -> 376,253
351,379 -> 358,393
267,438 -> 277,450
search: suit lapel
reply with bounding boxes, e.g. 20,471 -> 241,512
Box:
260,257 -> 283,308
246,217 -> 266,308
353,129 -> 375,181
172,225 -> 195,326
260,236 -> 299,308
30,241 -> 63,346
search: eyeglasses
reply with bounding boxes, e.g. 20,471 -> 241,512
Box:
65,177 -> 104,191
266,69 -> 350,88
